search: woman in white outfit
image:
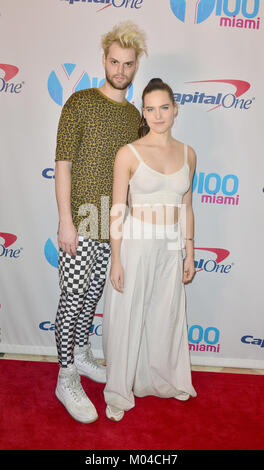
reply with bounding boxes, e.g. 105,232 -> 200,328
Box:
102,78 -> 197,421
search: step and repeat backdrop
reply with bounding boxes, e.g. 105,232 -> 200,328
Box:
1,0 -> 263,368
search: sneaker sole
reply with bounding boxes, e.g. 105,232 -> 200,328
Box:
55,388 -> 98,424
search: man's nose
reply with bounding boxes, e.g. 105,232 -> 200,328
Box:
117,63 -> 124,75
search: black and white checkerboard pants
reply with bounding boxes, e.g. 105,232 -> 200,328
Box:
55,236 -> 111,368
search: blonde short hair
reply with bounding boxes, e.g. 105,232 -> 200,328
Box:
101,21 -> 147,58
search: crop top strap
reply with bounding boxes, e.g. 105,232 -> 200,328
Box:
127,143 -> 143,162
184,144 -> 188,165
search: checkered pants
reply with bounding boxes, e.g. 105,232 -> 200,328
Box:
55,236 -> 111,368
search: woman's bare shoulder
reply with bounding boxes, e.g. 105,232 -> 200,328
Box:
186,144 -> 197,163
129,137 -> 147,148
171,139 -> 197,167
114,143 -> 139,166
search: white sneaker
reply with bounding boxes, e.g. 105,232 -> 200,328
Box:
55,364 -> 98,423
74,344 -> 106,384
106,405 -> 124,422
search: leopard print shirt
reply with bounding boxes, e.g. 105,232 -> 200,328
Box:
55,88 -> 141,241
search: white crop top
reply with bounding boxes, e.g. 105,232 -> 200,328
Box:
128,143 -> 190,207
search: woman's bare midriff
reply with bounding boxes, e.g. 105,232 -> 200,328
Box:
130,205 -> 179,225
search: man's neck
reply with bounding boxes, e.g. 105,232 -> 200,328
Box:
99,81 -> 127,103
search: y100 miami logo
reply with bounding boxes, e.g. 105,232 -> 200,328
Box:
193,170 -> 239,207
44,239 -> 58,268
0,232 -> 23,259
188,324 -> 221,354
170,0 -> 260,30
63,0 -> 143,11
0,64 -> 25,94
194,247 -> 232,274
174,79 -> 254,112
48,63 -> 133,106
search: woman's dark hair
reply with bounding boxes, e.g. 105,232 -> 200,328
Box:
138,78 -> 175,138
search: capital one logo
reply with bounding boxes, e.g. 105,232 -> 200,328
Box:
48,63 -> 133,106
0,64 -> 24,94
170,0 -> 260,23
0,232 -> 23,259
194,247 -> 232,273
175,79 -> 253,112
40,313 -> 103,336
64,0 -> 144,11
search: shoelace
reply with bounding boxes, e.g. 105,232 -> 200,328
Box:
81,346 -> 102,370
78,352 -> 101,370
66,375 -> 87,403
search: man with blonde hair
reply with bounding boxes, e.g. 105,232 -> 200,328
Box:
54,21 -> 147,423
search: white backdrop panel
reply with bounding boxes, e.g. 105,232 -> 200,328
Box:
0,0 -> 263,368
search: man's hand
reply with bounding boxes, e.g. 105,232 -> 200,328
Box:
58,222 -> 78,256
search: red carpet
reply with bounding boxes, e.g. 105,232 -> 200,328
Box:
0,359 -> 263,450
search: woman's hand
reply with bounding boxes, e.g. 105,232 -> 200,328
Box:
110,260 -> 124,293
182,257 -> 196,284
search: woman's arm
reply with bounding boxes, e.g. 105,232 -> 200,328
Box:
109,146 -> 131,292
181,146 -> 197,284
